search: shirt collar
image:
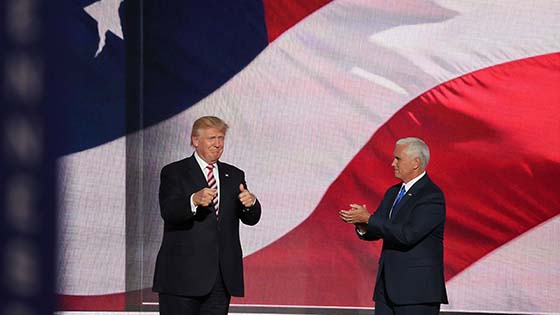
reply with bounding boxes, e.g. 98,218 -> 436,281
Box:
194,151 -> 217,171
402,171 -> 426,192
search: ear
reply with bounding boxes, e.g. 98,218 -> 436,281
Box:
191,136 -> 199,147
413,157 -> 421,169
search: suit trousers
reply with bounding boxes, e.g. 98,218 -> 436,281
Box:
374,268 -> 440,315
159,267 -> 231,315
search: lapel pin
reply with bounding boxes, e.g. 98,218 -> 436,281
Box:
225,173 -> 229,177
407,193 -> 412,196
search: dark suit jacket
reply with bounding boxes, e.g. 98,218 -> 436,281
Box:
152,155 -> 261,297
359,174 -> 448,305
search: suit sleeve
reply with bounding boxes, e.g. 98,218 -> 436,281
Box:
367,191 -> 445,247
357,205 -> 385,241
159,164 -> 196,224
357,189 -> 394,241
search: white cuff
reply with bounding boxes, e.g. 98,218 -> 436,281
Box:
356,225 -> 367,235
189,194 -> 197,214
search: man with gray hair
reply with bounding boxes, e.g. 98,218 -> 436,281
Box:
339,137 -> 448,315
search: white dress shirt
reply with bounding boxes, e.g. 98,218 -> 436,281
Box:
388,171 -> 426,218
189,152 -> 220,214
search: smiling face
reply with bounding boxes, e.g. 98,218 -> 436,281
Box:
391,143 -> 422,183
192,127 -> 225,164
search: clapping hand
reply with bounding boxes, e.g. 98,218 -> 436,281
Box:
338,204 -> 370,224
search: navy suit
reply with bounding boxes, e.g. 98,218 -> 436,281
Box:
359,174 -> 448,308
153,154 -> 261,298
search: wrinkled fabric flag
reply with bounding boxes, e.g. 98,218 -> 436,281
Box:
57,0 -> 560,312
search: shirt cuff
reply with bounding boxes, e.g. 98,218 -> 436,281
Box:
189,194 -> 197,214
242,198 -> 257,213
356,224 -> 367,235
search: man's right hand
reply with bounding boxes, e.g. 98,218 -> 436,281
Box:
338,204 -> 370,224
193,188 -> 217,207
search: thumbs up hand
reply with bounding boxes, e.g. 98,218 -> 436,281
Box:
238,183 -> 256,207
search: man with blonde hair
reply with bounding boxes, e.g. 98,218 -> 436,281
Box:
153,116 -> 262,315
339,137 -> 448,315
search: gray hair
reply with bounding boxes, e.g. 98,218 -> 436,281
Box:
396,137 -> 430,168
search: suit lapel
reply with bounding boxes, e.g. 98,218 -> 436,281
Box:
391,174 -> 431,218
185,154 -> 208,189
217,161 -> 232,214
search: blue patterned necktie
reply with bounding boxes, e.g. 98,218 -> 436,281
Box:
389,185 -> 406,218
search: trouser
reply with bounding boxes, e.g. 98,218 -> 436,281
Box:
374,268 -> 440,315
159,268 -> 230,315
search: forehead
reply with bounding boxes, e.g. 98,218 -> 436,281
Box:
197,127 -> 225,137
394,144 -> 409,157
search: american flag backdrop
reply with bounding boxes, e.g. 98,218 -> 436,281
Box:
56,0 -> 560,313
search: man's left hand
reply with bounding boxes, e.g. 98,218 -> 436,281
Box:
338,204 -> 370,224
239,184 -> 256,207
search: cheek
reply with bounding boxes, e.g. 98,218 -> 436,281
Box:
404,163 -> 414,172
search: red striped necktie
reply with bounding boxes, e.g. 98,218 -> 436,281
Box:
206,164 -> 219,217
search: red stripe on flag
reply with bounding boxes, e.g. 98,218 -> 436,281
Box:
57,53 -> 560,310
58,292 -> 124,311
236,53 -> 560,306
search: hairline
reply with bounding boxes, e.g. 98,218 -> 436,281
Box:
396,137 -> 430,169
